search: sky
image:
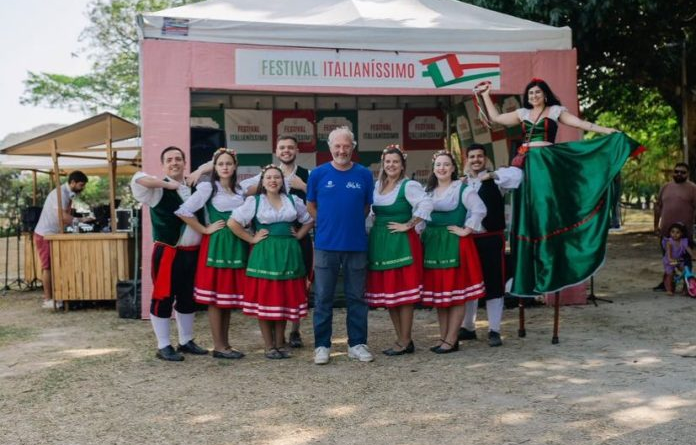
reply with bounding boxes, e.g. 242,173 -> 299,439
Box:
0,0 -> 94,142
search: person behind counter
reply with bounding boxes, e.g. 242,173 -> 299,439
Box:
130,146 -> 209,362
34,170 -> 90,309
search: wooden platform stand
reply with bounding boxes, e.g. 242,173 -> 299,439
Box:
518,291 -> 561,344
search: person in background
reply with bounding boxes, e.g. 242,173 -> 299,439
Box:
34,170 -> 90,309
130,146 -> 209,362
661,222 -> 695,295
306,126 -> 375,365
653,163 -> 696,291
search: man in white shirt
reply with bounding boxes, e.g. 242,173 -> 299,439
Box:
34,171 -> 89,309
130,146 -> 208,361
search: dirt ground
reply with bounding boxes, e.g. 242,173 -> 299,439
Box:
2,211 -> 696,445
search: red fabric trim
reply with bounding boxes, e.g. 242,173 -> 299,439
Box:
515,198 -> 606,243
630,145 -> 647,158
152,244 -> 177,300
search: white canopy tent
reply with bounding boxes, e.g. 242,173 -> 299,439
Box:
138,0 -> 571,52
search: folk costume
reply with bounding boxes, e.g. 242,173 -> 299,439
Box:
365,179 -> 432,307
231,194 -> 312,322
175,181 -> 248,308
462,167 -> 522,336
510,105 -> 643,296
130,173 -> 203,349
421,181 -> 487,307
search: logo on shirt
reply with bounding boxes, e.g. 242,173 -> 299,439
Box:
325,180 -> 335,188
346,182 -> 362,189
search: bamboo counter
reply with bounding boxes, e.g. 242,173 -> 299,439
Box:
44,233 -> 134,308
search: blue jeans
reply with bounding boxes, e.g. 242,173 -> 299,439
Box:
313,250 -> 368,348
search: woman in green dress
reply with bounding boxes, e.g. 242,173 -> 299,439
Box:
476,79 -> 643,296
176,148 -> 248,359
228,165 -> 314,359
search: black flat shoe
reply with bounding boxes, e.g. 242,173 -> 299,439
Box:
264,348 -> 284,360
488,331 -> 503,347
433,340 -> 459,354
383,342 -> 409,356
156,345 -> 184,362
458,328 -> 477,341
288,331 -> 303,348
212,349 -> 245,359
404,340 -> 415,354
177,339 -> 208,355
430,339 -> 445,352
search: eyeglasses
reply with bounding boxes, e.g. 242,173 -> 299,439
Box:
674,170 -> 688,175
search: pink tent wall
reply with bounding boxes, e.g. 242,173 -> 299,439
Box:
139,39 -> 578,318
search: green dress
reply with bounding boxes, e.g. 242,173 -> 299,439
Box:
511,124 -> 642,296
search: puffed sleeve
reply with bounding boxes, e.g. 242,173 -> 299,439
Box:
515,108 -> 529,122
130,172 -> 163,207
462,186 -> 487,231
405,180 -> 433,221
548,105 -> 568,121
239,173 -> 261,196
174,182 -> 213,218
230,196 -> 257,226
494,166 -> 524,190
291,195 -> 313,224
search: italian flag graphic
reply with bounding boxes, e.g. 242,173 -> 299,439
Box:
421,54 -> 500,88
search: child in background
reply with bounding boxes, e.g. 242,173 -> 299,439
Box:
662,222 -> 695,295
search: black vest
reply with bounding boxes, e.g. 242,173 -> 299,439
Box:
290,165 -> 309,203
150,180 -> 205,246
478,178 -> 505,232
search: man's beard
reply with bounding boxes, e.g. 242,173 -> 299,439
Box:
674,176 -> 688,183
279,156 -> 296,166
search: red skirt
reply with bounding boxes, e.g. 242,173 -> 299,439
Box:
242,277 -> 308,322
193,234 -> 246,309
422,235 -> 486,307
365,229 -> 423,308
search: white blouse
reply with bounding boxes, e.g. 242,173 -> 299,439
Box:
427,181 -> 486,231
130,171 -> 201,247
231,194 -> 313,227
466,168 -> 523,194
516,105 -> 567,122
174,181 -> 245,223
373,179 -> 433,221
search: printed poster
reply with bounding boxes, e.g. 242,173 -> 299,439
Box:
357,109 -> 403,152
224,109 -> 273,153
273,110 -> 316,153
403,109 -> 446,151
315,110 -> 358,152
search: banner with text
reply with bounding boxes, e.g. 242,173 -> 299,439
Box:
315,110 -> 358,152
403,109 -> 446,151
224,109 -> 273,153
236,49 -> 501,90
357,110 -> 403,152
272,110 -> 316,153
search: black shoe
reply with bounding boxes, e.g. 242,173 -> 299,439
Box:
404,340 -> 415,353
652,281 -> 666,292
212,349 -> 245,359
458,328 -> 477,341
265,348 -> 284,360
288,331 -> 303,348
156,345 -> 184,362
430,339 -> 445,352
433,340 -> 459,354
488,331 -> 503,347
177,340 -> 208,355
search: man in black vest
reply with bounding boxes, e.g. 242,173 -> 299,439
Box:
131,146 -> 208,361
239,135 -> 311,347
459,144 -> 522,346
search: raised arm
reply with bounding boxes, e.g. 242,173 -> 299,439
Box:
477,82 -> 521,127
558,110 -> 618,134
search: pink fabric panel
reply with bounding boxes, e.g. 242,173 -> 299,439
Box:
532,49 -> 579,143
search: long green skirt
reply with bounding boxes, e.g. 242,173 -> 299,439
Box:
511,132 -> 642,296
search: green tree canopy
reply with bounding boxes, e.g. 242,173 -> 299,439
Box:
21,0 -> 202,120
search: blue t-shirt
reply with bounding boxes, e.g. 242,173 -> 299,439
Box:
307,162 -> 374,251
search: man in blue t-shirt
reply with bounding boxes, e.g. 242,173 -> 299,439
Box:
307,126 -> 375,365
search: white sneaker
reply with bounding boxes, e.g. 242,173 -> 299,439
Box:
314,346 -> 330,365
347,344 -> 374,362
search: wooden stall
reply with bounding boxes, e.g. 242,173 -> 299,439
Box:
2,113 -> 140,306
